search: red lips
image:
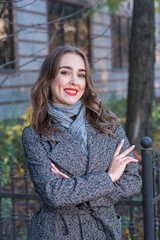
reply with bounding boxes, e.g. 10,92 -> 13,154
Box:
64,88 -> 78,96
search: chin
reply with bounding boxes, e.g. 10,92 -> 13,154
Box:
65,99 -> 79,105
66,101 -> 78,105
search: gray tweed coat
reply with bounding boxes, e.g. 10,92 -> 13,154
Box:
22,120 -> 142,240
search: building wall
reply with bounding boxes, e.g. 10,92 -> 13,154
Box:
0,0 -> 48,119
0,0 -> 160,119
91,6 -> 129,100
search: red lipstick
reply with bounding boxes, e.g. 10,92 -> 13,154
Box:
64,88 -> 78,96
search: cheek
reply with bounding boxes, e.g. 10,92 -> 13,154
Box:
51,77 -> 63,91
80,79 -> 86,91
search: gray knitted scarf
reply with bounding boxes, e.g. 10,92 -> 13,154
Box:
47,100 -> 88,156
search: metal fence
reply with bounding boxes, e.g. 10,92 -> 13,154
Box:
0,136 -> 160,240
0,157 -> 41,240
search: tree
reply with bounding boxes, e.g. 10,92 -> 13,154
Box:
126,0 -> 155,148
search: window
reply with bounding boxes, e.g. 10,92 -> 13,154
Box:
111,15 -> 131,69
0,1 -> 14,70
48,1 -> 91,61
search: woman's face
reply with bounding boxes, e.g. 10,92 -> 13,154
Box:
50,53 -> 86,105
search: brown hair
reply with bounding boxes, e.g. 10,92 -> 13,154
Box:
31,45 -> 120,136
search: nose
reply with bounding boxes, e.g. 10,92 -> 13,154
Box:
69,73 -> 78,85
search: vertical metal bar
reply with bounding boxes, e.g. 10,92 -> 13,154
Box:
24,161 -> 31,240
141,136 -> 154,240
0,159 -> 5,240
153,154 -> 160,240
128,204 -> 135,240
60,3 -> 65,44
156,152 -> 160,239
8,0 -> 15,68
117,16 -> 122,68
10,156 -> 18,240
75,18 -> 79,44
153,155 -> 157,239
127,17 -> 131,64
111,15 -> 116,69
87,17 -> 92,65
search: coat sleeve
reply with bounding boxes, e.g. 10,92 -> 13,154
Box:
89,124 -> 142,208
22,126 -> 119,208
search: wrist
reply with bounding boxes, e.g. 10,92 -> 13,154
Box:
108,173 -> 116,183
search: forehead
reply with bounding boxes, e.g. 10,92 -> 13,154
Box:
59,53 -> 86,69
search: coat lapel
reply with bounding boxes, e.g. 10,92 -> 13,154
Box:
85,122 -> 116,173
41,125 -> 88,176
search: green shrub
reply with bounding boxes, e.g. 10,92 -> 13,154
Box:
0,107 -> 32,175
0,158 -> 12,217
103,94 -> 127,127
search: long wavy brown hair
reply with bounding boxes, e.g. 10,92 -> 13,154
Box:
31,45 -> 120,136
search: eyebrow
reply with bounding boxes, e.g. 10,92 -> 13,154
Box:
59,66 -> 86,72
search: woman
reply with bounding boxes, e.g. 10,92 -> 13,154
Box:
22,45 -> 142,240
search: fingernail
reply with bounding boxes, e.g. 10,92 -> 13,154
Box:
131,145 -> 135,148
135,159 -> 139,162
121,139 -> 124,143
51,163 -> 55,166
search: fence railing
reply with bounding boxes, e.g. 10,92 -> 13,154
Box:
0,136 -> 160,240
0,157 -> 41,240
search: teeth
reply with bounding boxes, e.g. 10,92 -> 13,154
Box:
65,90 -> 77,93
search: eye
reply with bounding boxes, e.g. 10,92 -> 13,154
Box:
61,71 -> 69,75
78,73 -> 86,78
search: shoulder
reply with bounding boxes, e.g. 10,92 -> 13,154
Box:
22,125 -> 48,156
22,125 -> 40,143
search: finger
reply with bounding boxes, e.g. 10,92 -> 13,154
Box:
113,139 -> 125,157
51,164 -> 69,179
50,163 -> 61,173
122,156 -> 139,166
51,168 -> 59,174
59,172 -> 69,179
52,168 -> 69,179
118,145 -> 135,159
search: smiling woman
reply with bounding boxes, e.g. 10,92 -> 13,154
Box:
50,53 -> 86,105
22,45 -> 142,240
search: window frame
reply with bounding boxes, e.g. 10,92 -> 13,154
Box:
111,14 -> 132,70
0,1 -> 15,72
47,0 -> 92,63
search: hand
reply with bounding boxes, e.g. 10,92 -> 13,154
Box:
50,163 -> 69,179
108,140 -> 138,183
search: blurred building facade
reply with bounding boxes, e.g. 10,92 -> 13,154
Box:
0,0 -> 160,119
